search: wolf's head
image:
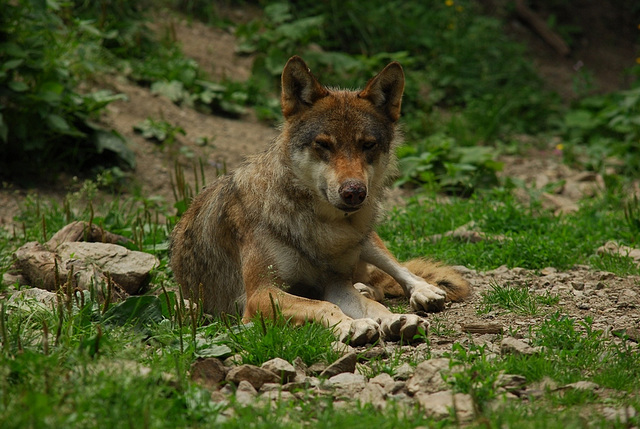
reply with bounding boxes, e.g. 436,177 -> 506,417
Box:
280,56 -> 404,216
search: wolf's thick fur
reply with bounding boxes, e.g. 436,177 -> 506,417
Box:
170,56 -> 470,344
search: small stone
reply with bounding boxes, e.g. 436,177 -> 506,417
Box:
617,289 -> 638,307
320,352 -> 357,378
190,358 -> 227,390
571,281 -> 584,291
541,267 -> 557,275
328,372 -> 367,395
225,364 -> 280,390
307,362 -> 328,376
500,337 -> 540,356
235,380 -> 257,405
261,358 -> 297,383
406,358 -> 449,395
393,362 -> 415,381
415,390 -> 474,421
602,406 -> 637,423
357,382 -> 387,410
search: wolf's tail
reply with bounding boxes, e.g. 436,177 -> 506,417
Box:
368,258 -> 471,302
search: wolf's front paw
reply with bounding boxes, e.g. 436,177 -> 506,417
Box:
379,314 -> 428,343
410,282 -> 446,313
335,318 -> 380,346
354,282 -> 384,301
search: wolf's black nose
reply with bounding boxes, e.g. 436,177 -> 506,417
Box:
339,181 -> 367,206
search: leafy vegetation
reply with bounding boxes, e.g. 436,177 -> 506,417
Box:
235,0 -> 555,193
0,0 -> 134,182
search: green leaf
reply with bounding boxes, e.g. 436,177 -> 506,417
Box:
46,114 -> 70,132
8,81 -> 29,92
195,343 -> 234,359
103,296 -> 165,327
93,129 -> 136,168
150,80 -> 187,102
2,58 -> 24,71
158,291 -> 177,319
564,110 -> 595,130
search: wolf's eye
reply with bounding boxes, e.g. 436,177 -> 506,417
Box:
362,140 -> 377,151
314,139 -> 332,151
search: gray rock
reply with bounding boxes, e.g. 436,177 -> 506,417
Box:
235,380 -> 257,405
261,357 -> 297,383
393,362 -> 415,381
225,364 -> 280,390
602,406 -> 637,423
12,239 -> 158,295
415,390 -> 474,421
328,372 -> 367,396
190,358 -> 227,390
357,382 -> 387,410
57,241 -> 158,294
500,337 -> 541,356
406,358 -> 450,395
320,352 -> 357,378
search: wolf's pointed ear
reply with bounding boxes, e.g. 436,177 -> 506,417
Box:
358,62 -> 405,122
281,56 -> 329,118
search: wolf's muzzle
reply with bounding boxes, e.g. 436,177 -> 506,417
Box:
339,180 -> 367,207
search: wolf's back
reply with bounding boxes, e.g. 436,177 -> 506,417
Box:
170,176 -> 247,315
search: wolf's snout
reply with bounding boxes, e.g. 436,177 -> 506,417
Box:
339,181 -> 367,207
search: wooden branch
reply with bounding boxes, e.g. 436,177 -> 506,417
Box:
514,0 -> 570,56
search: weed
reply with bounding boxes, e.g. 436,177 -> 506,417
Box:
134,117 -> 186,147
216,310 -> 341,367
445,342 -> 499,411
429,315 -> 458,338
478,282 -> 559,315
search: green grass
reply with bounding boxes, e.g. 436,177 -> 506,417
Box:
379,188 -> 640,276
217,311 -> 341,367
478,282 -> 560,315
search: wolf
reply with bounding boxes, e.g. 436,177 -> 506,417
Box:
170,56 -> 470,345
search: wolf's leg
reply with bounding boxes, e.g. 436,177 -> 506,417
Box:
324,281 -> 428,342
366,259 -> 471,302
244,284 -> 380,345
241,252 -> 380,345
361,233 -> 452,312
